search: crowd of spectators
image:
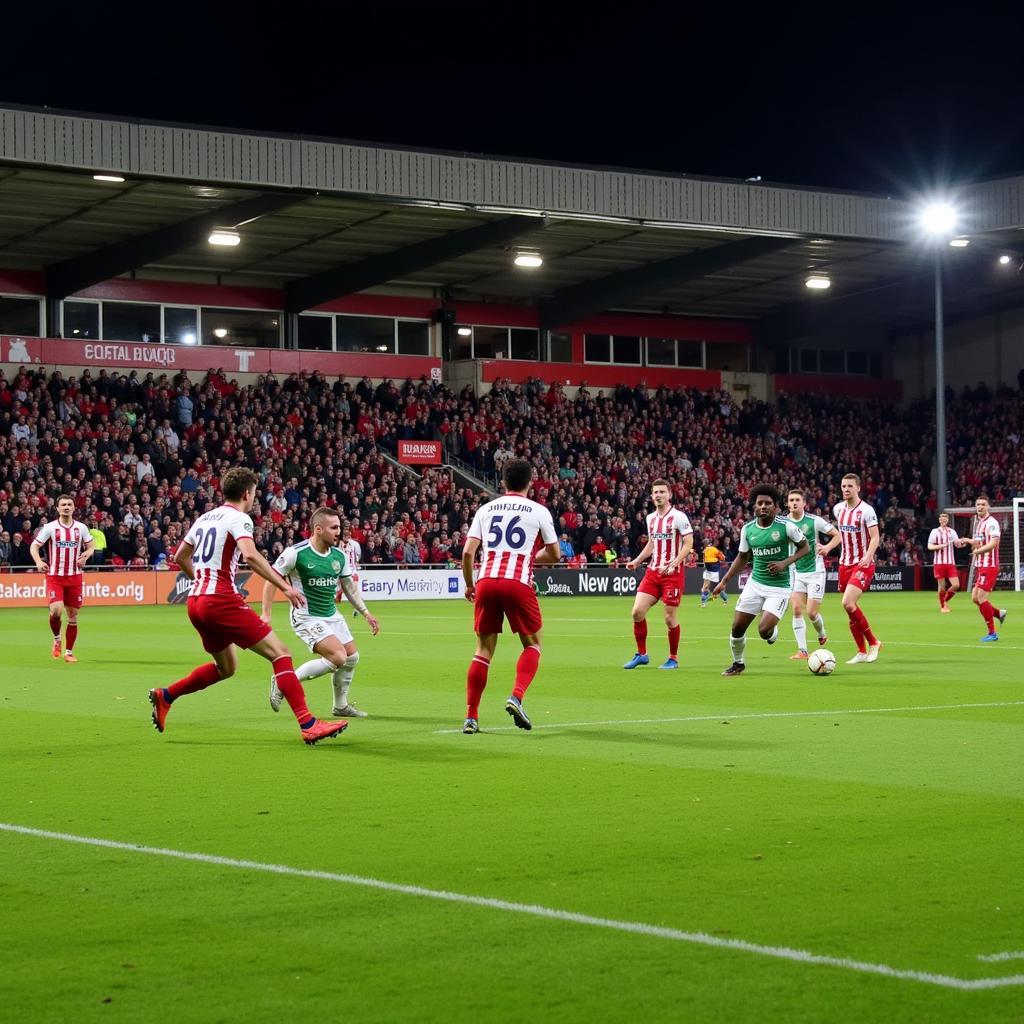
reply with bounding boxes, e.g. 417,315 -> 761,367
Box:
0,362 -> 1021,574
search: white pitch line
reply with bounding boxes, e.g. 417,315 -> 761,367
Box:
380,628 -> 1024,651
1,822 -> 1020,992
978,952 -> 1024,962
433,700 -> 1024,734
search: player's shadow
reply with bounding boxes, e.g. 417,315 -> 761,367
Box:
556,727 -> 775,750
344,742 -> 515,763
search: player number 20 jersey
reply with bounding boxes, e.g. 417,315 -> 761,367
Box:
182,504 -> 255,597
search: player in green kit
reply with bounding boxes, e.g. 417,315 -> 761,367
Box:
262,507 -> 380,717
785,488 -> 836,659
711,485 -> 809,676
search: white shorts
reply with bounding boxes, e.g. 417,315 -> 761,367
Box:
290,611 -> 353,652
702,569 -> 720,582
735,578 -> 791,618
792,570 -> 826,599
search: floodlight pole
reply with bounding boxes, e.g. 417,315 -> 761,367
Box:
934,249 -> 948,512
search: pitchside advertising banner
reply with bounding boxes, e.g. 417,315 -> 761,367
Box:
0,564 -> 922,608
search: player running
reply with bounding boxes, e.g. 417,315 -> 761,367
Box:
712,485 -> 808,676
263,508 -> 380,718
964,495 -> 1008,642
699,541 -> 727,608
927,511 -> 961,614
818,473 -> 882,664
785,489 -> 836,659
30,495 -> 95,663
461,458 -> 561,734
623,479 -> 694,670
147,467 -> 349,745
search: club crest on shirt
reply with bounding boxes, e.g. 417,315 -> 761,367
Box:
771,530 -> 780,541
332,560 -> 341,573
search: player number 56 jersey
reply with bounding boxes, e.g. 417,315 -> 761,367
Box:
469,495 -> 556,587
182,504 -> 255,597
646,508 -> 693,572
34,519 -> 90,578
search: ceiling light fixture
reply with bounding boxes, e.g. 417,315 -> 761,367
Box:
513,251 -> 543,268
948,237 -> 970,248
804,274 -> 831,290
93,173 -> 126,183
457,327 -> 472,337
998,254 -> 1012,265
208,229 -> 241,247
213,328 -> 228,338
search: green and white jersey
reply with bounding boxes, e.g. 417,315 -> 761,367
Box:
788,513 -> 835,574
273,541 -> 351,619
738,517 -> 806,588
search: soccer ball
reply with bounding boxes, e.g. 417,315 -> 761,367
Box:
807,649 -> 836,676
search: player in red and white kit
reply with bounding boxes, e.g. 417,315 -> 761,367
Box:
965,495 -> 1008,642
927,512 -> 961,613
147,467 -> 349,745
819,473 -> 881,664
460,458 -> 561,734
623,479 -> 694,670
30,495 -> 95,663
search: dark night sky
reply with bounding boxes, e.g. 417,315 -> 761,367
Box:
4,7 -> 1022,196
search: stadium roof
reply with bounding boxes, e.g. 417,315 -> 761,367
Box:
1,104 -> 1022,334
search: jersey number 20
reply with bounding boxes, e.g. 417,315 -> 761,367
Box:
191,527 -> 218,564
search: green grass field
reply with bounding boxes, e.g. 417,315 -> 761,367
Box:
2,593 -> 1023,1023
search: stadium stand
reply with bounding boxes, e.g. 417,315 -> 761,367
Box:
2,362 -> 1021,572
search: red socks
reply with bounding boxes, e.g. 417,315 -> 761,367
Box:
513,645 -> 541,701
49,613 -> 61,637
939,589 -> 946,609
945,589 -> 956,604
979,601 -> 997,633
65,623 -> 78,653
167,662 -> 221,702
271,656 -> 314,725
846,608 -> 866,653
853,609 -> 877,646
633,621 -> 648,655
466,655 -> 490,718
668,625 -> 680,659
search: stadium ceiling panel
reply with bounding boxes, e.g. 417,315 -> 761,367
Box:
538,237 -> 795,331
283,214 -> 547,312
1,105 -> 1023,323
45,192 -> 306,300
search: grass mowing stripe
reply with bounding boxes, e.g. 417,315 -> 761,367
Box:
433,700 -> 1024,733
2,821 -> 1022,993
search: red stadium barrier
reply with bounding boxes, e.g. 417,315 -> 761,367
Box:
0,335 -> 442,380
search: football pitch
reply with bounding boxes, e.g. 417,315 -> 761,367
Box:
2,593 -> 1023,1023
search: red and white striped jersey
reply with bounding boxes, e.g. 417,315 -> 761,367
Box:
973,515 -> 1001,569
645,507 -> 693,572
832,500 -> 878,566
927,525 -> 959,566
182,504 -> 255,597
341,538 -> 362,572
34,519 -> 90,578
469,494 -> 556,587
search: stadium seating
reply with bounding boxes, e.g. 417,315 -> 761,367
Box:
1,364 -> 1021,569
